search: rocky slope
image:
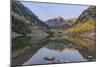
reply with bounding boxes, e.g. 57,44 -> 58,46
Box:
76,6 -> 96,23
66,6 -> 96,33
11,1 -> 49,37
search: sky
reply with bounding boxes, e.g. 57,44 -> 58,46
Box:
21,2 -> 89,21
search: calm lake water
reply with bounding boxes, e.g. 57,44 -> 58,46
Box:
12,35 -> 96,65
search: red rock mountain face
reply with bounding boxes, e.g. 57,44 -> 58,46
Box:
47,16 -> 65,24
46,16 -> 70,29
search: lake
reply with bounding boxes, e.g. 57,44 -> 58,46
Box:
12,35 -> 96,65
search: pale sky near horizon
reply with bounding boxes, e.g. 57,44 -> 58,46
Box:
21,2 -> 89,21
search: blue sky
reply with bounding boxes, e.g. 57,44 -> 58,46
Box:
21,2 -> 89,21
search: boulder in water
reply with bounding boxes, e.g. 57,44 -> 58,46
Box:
44,56 -> 55,61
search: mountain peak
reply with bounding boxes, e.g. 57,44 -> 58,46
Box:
53,16 -> 63,20
47,16 -> 65,24
45,16 -> 70,29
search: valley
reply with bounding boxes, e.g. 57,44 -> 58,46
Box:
11,1 -> 96,66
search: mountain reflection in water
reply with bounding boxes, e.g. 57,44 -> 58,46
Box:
12,35 -> 95,65
23,47 -> 87,65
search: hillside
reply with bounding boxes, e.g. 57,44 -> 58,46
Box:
65,6 -> 96,33
11,1 -> 49,37
67,19 -> 95,33
76,6 -> 96,23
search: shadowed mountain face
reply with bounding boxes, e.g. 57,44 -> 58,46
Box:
45,16 -> 70,29
11,1 -> 49,35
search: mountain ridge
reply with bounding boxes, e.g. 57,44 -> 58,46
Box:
66,6 -> 96,34
11,1 -> 49,37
